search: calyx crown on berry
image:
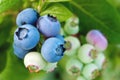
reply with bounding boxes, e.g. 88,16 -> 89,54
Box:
55,44 -> 66,56
47,14 -> 57,22
16,28 -> 28,40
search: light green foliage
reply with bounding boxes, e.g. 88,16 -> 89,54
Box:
41,3 -> 72,22
0,0 -> 22,13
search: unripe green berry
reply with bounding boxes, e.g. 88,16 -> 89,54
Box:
24,52 -> 46,72
64,36 -> 80,56
94,52 -> 106,70
64,15 -> 79,35
78,44 -> 97,64
66,58 -> 83,76
43,62 -> 57,72
82,63 -> 99,80
76,76 -> 86,80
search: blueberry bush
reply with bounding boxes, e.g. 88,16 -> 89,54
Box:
0,0 -> 120,80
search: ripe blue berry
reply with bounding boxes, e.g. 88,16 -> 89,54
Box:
13,44 -> 29,59
24,52 -> 46,73
37,14 -> 61,37
55,35 -> 65,43
86,30 -> 108,51
16,8 -> 39,26
41,37 -> 65,63
14,24 -> 40,50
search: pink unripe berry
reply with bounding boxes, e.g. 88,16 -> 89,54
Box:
86,30 -> 108,51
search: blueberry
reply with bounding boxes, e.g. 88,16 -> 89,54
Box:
16,8 -> 39,26
66,58 -> 83,76
82,63 -> 99,80
55,35 -> 65,43
94,52 -> 106,70
78,44 -> 96,64
64,36 -> 81,56
86,30 -> 108,51
64,15 -> 79,35
43,62 -> 57,72
24,52 -> 46,72
14,24 -> 40,50
37,14 -> 61,37
76,76 -> 86,80
13,43 -> 29,59
41,37 -> 66,63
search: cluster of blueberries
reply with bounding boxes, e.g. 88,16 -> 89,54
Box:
13,8 -> 108,80
59,16 -> 108,80
13,8 -> 66,72
63,22 -> 108,80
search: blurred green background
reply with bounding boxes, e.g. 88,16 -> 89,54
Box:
0,0 -> 120,80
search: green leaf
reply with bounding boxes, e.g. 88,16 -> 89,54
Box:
40,3 -> 72,22
67,0 -> 120,44
0,48 -> 30,80
0,43 -> 8,73
0,0 -> 22,14
0,15 -> 14,46
46,0 -> 70,2
107,0 -> 120,7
